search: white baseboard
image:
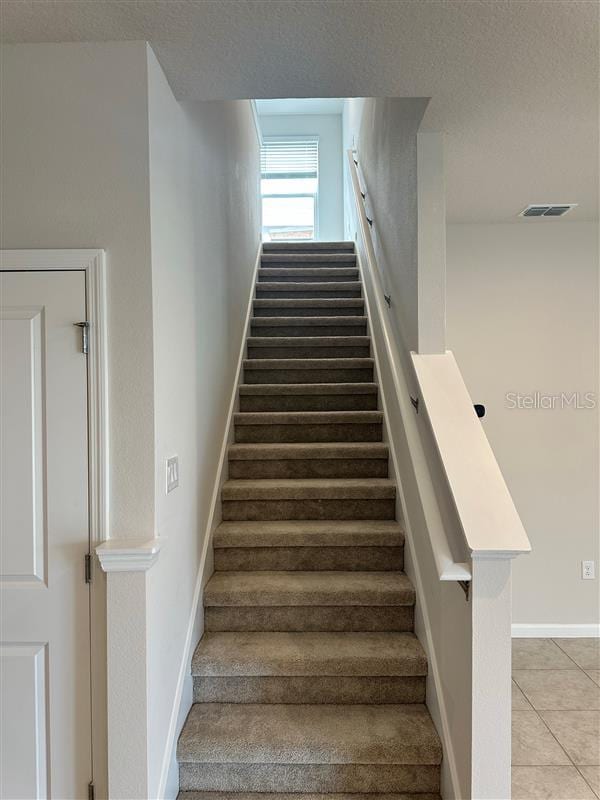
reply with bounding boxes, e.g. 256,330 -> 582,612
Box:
512,623 -> 600,638
157,241 -> 262,800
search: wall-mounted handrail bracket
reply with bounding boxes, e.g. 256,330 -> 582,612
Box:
365,215 -> 373,226
458,580 -> 471,601
410,395 -> 419,414
384,293 -> 391,307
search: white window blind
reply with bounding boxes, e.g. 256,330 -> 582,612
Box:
260,136 -> 319,241
261,137 -> 319,180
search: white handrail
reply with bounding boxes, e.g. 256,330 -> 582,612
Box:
348,149 -> 531,571
411,352 -> 531,557
347,150 -> 472,583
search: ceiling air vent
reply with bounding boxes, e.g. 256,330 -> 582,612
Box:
519,204 -> 577,218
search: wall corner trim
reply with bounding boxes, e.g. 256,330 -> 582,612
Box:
96,538 -> 162,572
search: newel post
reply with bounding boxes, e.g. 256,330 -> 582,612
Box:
470,555 -> 513,800
96,539 -> 162,799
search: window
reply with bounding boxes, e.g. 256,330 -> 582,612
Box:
260,136 -> 319,241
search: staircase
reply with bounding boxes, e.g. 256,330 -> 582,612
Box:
177,242 -> 442,799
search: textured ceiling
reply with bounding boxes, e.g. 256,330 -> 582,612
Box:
2,0 -> 598,222
256,99 -> 344,116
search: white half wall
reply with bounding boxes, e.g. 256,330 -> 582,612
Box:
259,113 -> 343,241
446,222 -> 599,629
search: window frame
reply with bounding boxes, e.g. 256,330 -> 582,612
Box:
260,134 -> 320,241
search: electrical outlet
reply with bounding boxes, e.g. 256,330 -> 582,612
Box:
166,456 -> 179,493
582,560 -> 595,580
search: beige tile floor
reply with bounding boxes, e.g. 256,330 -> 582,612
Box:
512,638 -> 600,799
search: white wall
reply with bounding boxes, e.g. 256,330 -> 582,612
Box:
446,222 -> 599,629
145,50 -> 260,799
259,113 -> 343,241
343,98 -> 429,351
0,41 -> 156,536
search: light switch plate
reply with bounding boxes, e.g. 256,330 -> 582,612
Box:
166,456 -> 179,493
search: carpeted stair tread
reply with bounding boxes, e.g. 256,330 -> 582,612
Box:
259,268 -> 359,280
247,336 -> 370,349
251,315 -> 368,327
254,298 -> 364,310
177,703 -> 441,765
238,383 -> 379,412
204,571 -> 414,607
178,793 -> 440,800
251,315 -> 368,325
254,299 -> 363,307
263,241 -> 355,252
244,358 -> 373,371
213,520 -> 404,548
244,364 -> 374,386
228,443 -> 388,461
192,632 -> 426,677
239,382 -> 377,396
256,281 -> 361,294
235,410 -> 382,424
222,478 -> 395,501
246,337 -> 371,359
261,253 -> 357,264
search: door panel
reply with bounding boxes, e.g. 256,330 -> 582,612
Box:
0,644 -> 48,800
0,271 -> 91,799
1,308 -> 45,583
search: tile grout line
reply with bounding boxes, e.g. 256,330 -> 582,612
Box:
532,707 -> 575,768
552,638 -> 599,673
512,656 -> 583,761
575,764 -> 600,800
511,675 -> 574,769
513,645 -> 600,797
566,657 -> 600,799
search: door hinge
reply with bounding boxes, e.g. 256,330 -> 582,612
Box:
88,780 -> 95,800
84,553 -> 92,584
74,321 -> 90,355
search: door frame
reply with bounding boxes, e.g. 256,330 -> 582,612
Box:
0,249 -> 108,797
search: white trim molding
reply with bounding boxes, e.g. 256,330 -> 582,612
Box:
96,539 -> 162,572
513,623 -> 600,638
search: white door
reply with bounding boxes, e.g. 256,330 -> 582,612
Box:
0,271 -> 92,799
